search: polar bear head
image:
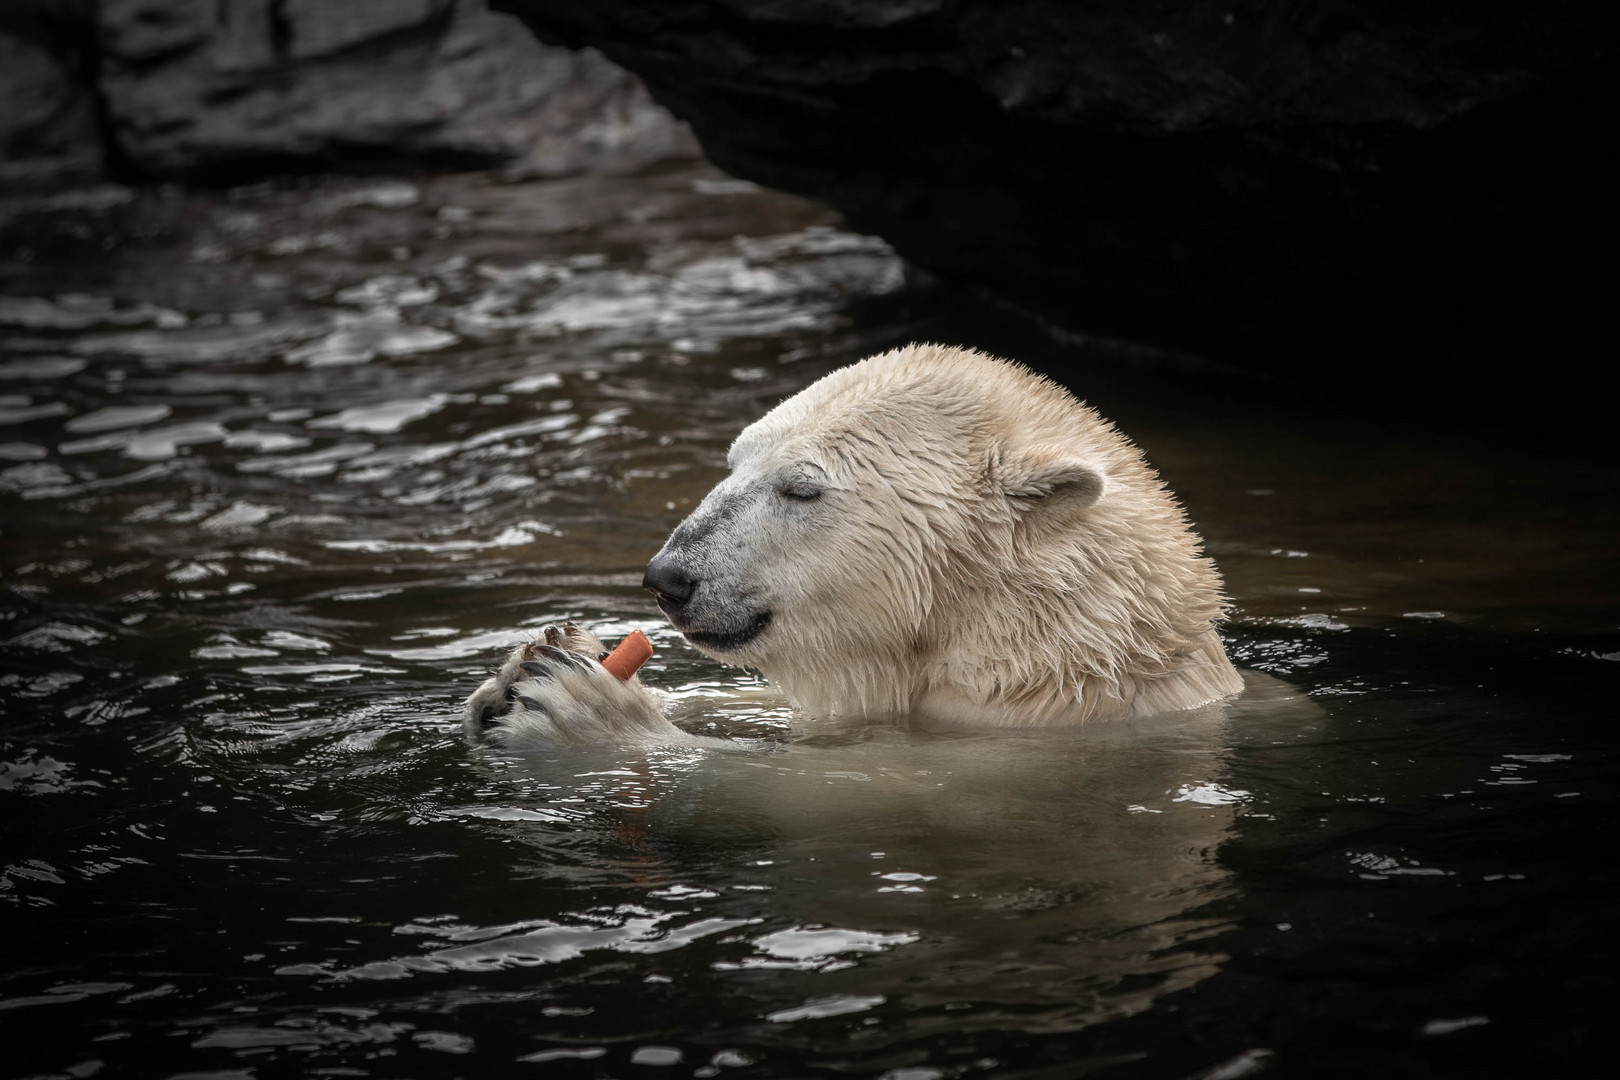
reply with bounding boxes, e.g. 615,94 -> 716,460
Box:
642,344 -> 1240,723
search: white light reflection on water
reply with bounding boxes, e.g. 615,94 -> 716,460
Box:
332,910 -> 760,981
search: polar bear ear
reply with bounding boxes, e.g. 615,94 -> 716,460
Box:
996,446 -> 1106,511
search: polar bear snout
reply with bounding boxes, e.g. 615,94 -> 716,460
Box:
642,546 -> 774,653
642,479 -> 780,656
642,553 -> 696,612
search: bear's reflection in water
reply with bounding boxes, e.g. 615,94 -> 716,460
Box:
393,674 -> 1315,1032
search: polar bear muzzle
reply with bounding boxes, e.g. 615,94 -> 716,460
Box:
642,551 -> 697,611
643,540 -> 774,655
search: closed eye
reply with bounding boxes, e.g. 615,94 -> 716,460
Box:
779,484 -> 822,502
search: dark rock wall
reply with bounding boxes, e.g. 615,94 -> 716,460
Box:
6,0 -> 1613,378
492,0 -> 1615,372
0,3 -> 108,188
1,0 -> 699,188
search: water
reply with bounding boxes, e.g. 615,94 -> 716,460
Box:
2,165 -> 1617,1079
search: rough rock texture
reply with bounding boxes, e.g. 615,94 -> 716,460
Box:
0,0 -> 698,187
0,4 -> 106,188
493,0 -> 1615,371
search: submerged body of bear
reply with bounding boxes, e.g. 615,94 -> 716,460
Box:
466,344 -> 1244,745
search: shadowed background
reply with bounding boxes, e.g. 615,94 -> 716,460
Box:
6,0 -> 1614,409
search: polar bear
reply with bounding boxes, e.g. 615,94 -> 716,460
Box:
465,344 -> 1244,746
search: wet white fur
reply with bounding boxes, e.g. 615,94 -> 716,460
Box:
464,624 -> 719,748
466,344 -> 1243,744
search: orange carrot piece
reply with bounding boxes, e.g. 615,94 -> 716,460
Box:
601,629 -> 653,680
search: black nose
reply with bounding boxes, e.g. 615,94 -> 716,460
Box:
643,554 -> 697,608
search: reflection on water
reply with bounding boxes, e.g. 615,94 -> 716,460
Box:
394,677 -> 1312,1038
2,165 -> 1617,1078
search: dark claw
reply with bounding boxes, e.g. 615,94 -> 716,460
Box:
479,705 -> 501,728
516,694 -> 547,714
506,684 -> 520,700
537,645 -> 581,668
519,660 -> 552,678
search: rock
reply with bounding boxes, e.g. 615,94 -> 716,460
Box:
0,4 -> 105,189
491,0 -> 1616,374
97,0 -> 700,181
0,0 -> 699,188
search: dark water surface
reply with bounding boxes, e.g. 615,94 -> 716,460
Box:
2,167 -> 1616,1079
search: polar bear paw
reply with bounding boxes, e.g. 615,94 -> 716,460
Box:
463,623 -> 680,748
